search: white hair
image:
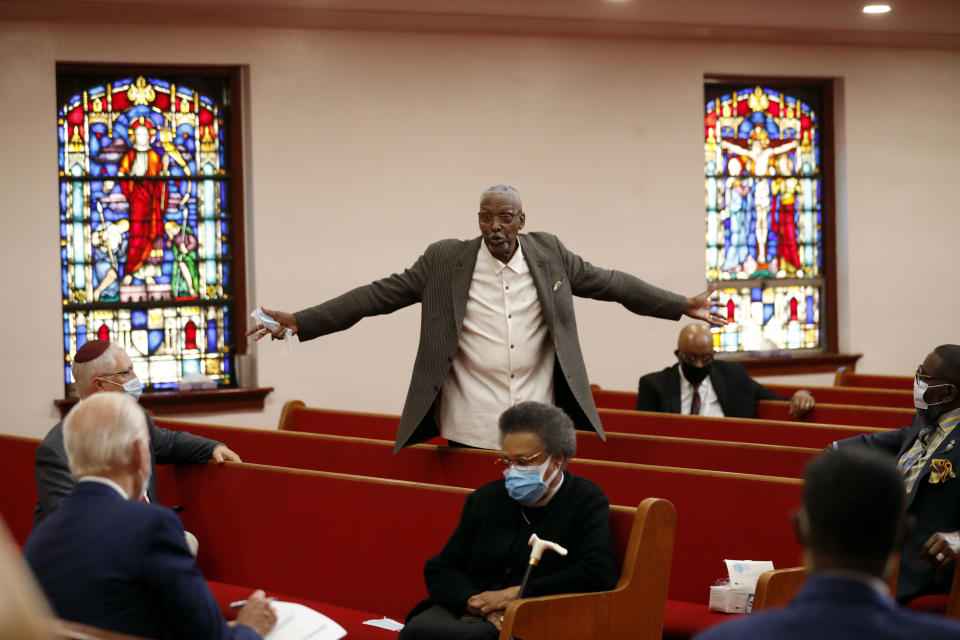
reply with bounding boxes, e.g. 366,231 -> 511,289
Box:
481,185 -> 522,210
63,393 -> 148,478
72,342 -> 126,399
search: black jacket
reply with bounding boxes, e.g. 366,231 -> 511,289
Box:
34,408 -> 219,527
837,420 -> 960,602
418,471 -> 618,617
636,360 -> 785,418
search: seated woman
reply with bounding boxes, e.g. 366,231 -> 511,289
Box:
400,401 -> 618,640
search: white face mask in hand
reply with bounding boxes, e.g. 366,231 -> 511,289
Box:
250,309 -> 294,354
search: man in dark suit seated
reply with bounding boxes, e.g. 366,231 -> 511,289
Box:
636,323 -> 815,418
23,392 -> 277,639
694,448 -> 960,640
399,402 -> 617,639
833,344 -> 960,604
34,339 -> 241,529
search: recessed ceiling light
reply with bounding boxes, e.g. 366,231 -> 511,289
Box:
862,4 -> 892,14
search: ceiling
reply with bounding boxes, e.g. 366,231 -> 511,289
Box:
2,0 -> 959,49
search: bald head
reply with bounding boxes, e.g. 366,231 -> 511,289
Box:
676,324 -> 715,368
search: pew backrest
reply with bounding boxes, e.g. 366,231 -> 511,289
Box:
158,420 -> 804,605
834,367 -> 913,391
0,435 -> 40,545
593,385 -> 914,410
597,408 -> 884,448
753,401 -> 911,430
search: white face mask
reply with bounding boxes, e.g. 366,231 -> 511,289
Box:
100,375 -> 143,401
914,377 -> 954,411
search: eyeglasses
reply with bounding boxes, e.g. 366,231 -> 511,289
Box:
676,350 -> 714,366
100,367 -> 134,379
916,365 -> 949,385
495,451 -> 547,469
478,213 -> 518,225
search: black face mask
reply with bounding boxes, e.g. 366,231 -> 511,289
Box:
680,360 -> 712,386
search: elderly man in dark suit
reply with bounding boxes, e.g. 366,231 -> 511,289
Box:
833,344 -> 960,604
34,339 -> 241,527
635,323 -> 815,418
694,447 -> 960,640
250,185 -> 721,451
24,393 -> 276,639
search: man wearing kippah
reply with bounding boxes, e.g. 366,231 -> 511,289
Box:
33,340 -> 241,528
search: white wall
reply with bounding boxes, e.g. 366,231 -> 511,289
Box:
1,21 -> 958,437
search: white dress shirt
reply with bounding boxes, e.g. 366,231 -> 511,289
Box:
678,367 -> 725,417
437,241 -> 554,449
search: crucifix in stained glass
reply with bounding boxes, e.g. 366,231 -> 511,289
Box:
704,84 -> 825,352
58,73 -> 235,394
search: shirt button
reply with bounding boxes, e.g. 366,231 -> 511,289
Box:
510,374 -> 515,379
505,285 -> 510,290
510,344 -> 515,349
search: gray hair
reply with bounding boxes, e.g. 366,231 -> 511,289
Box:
73,342 -> 126,399
63,392 -> 147,478
481,185 -> 523,210
498,401 -> 576,461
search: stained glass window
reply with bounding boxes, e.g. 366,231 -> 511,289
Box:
704,84 -> 826,353
58,71 -> 240,394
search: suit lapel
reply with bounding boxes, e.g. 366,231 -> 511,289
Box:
667,364 -> 682,414
519,236 -> 556,327
451,238 -> 481,336
907,427 -> 960,508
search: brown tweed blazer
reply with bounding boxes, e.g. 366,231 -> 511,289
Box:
295,232 -> 686,452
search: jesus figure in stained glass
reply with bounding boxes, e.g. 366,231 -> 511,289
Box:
721,131 -> 798,269
101,119 -> 168,289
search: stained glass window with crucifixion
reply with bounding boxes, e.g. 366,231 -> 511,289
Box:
704,83 -> 829,353
57,70 -> 243,395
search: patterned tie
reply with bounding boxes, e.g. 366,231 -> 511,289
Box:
690,384 -> 702,416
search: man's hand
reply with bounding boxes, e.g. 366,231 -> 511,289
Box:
921,532 -> 960,570
789,390 -> 815,418
467,586 -> 521,616
245,306 -> 298,342
235,590 -> 278,636
684,290 -> 727,327
210,444 -> 241,464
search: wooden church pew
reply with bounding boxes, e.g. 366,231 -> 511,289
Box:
834,366 -> 913,390
269,404 -> 818,479
157,420 -> 805,638
157,462 -> 675,640
597,408 -> 883,448
593,384 -> 914,411
754,400 -> 912,429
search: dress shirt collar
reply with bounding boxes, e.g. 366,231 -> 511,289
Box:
479,238 -> 525,274
78,475 -> 130,500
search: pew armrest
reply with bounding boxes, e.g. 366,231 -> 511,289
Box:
752,567 -> 807,611
278,400 -> 305,430
499,497 -> 675,640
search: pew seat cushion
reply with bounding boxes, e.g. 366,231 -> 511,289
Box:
663,599 -> 741,639
207,581 -> 402,638
906,594 -> 948,615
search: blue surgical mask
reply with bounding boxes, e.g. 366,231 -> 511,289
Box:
504,456 -> 559,505
101,375 -> 143,401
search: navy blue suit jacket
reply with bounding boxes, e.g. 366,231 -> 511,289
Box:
837,422 -> 960,602
23,481 -> 260,640
693,575 -> 960,640
636,361 -> 785,418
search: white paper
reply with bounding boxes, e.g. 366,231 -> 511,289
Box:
263,601 -> 347,640
723,560 -> 774,589
709,584 -> 749,614
362,617 -> 405,631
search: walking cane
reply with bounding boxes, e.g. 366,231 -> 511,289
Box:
517,534 -> 568,599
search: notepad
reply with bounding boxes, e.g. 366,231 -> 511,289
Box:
263,601 -> 347,640
362,617 -> 405,631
